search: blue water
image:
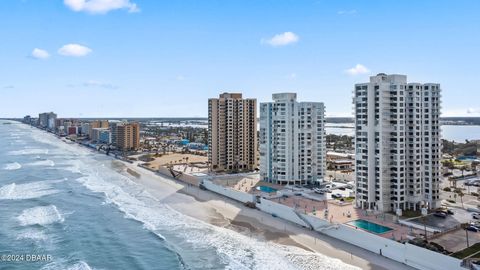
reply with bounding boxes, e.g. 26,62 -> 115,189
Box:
0,121 -> 358,270
256,186 -> 277,193
348,220 -> 393,234
326,123 -> 480,142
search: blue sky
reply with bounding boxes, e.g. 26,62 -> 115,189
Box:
1,0 -> 479,118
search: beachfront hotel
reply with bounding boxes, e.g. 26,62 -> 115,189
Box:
354,73 -> 441,212
116,122 -> 140,151
259,93 -> 326,185
38,112 -> 57,130
89,120 -> 109,138
208,92 -> 258,172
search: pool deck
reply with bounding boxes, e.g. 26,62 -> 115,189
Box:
271,195 -> 425,241
217,176 -> 426,241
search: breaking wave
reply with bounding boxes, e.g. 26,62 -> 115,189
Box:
0,180 -> 61,200
27,159 -> 55,167
17,205 -> 65,226
8,148 -> 49,155
3,162 -> 21,170
76,173 -> 359,270
41,260 -> 94,270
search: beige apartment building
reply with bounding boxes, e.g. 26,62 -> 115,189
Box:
208,93 -> 257,173
116,122 -> 140,151
89,120 -> 109,138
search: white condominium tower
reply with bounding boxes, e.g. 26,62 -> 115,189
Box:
354,73 -> 441,212
208,93 -> 258,173
259,93 -> 326,185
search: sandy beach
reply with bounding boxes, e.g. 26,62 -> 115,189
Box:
120,160 -> 414,270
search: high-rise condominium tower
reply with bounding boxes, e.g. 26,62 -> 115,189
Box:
354,73 -> 441,212
116,122 -> 140,151
38,112 -> 57,130
208,93 -> 257,173
259,93 -> 326,185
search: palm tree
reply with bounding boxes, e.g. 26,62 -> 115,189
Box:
459,191 -> 465,208
472,161 -> 479,174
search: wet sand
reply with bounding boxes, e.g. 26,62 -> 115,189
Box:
119,161 -> 414,270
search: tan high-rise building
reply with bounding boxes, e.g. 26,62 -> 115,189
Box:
208,92 -> 257,173
89,120 -> 109,138
116,122 -> 140,151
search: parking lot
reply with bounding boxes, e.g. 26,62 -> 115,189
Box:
408,207 -> 476,231
432,227 -> 480,252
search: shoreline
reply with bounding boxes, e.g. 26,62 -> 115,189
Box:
21,122 -> 413,270
115,159 -> 413,270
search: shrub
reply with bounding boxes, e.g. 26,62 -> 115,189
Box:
443,187 -> 451,192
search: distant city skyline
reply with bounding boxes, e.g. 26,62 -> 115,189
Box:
1,0 -> 479,118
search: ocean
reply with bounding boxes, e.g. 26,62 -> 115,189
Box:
0,121 -> 358,270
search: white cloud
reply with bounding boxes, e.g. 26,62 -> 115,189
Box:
64,0 -> 139,14
58,44 -> 92,57
262,32 -> 299,47
338,10 -> 357,15
467,108 -> 480,114
31,48 -> 50,59
345,64 -> 370,76
83,80 -> 118,89
3,85 -> 15,89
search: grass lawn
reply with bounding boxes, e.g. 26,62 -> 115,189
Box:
400,209 -> 423,219
452,243 -> 480,259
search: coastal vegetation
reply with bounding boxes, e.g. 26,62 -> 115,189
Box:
442,139 -> 480,156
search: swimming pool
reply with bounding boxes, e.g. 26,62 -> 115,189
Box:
348,219 -> 393,234
256,186 -> 277,193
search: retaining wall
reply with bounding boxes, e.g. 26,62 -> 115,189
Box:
297,212 -> 463,270
202,180 -> 255,203
256,198 -> 308,227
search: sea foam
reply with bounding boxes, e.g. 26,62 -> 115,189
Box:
3,162 -> 22,170
41,260 -> 93,270
16,229 -> 48,241
8,126 -> 359,269
17,205 -> 64,226
0,180 -> 61,200
8,148 -> 49,155
27,160 -> 55,167
76,173 -> 360,270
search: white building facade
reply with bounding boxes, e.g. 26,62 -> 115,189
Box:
260,93 -> 326,185
354,73 -> 441,212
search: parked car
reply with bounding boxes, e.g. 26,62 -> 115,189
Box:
338,187 -> 346,191
466,225 -> 480,232
433,211 -> 447,218
437,209 -> 448,215
314,188 -> 325,194
472,213 -> 480,219
446,209 -> 454,215
331,193 -> 343,199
